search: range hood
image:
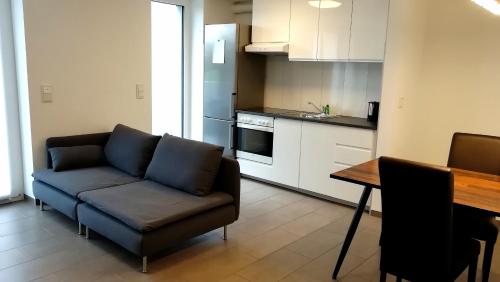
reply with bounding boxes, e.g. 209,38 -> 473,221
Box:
245,42 -> 289,55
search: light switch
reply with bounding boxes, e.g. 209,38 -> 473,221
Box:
136,84 -> 144,99
397,96 -> 405,109
41,84 -> 53,103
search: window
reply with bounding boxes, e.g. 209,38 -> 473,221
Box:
0,0 -> 23,201
0,45 -> 12,199
151,1 -> 184,137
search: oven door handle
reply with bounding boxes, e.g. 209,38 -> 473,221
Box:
236,123 -> 274,133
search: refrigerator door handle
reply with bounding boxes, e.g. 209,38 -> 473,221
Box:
230,123 -> 235,150
231,93 -> 237,119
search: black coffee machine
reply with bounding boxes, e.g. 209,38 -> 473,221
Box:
367,101 -> 379,122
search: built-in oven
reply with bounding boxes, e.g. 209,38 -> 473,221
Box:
236,113 -> 274,165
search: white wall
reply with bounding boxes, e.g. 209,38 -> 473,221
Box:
204,0 -> 236,25
374,0 -> 500,211
371,0 -> 430,211
264,57 -> 383,117
21,0 -> 152,197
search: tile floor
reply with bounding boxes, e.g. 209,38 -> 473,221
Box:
0,178 -> 498,282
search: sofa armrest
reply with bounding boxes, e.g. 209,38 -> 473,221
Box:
46,132 -> 111,169
213,157 -> 241,219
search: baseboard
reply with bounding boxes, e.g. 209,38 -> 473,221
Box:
370,210 -> 382,218
0,194 -> 25,205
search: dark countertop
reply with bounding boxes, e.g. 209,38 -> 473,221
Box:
235,107 -> 378,130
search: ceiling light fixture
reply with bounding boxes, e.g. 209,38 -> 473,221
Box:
308,0 -> 343,9
471,0 -> 500,16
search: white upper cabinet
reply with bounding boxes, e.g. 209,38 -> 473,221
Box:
288,0 -> 389,61
251,0 -> 291,43
289,0 -> 320,60
317,0 -> 353,61
349,0 -> 390,61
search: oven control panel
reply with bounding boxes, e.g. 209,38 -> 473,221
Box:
237,113 -> 274,128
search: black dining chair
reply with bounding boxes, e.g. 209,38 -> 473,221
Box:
378,156 -> 480,282
448,132 -> 500,282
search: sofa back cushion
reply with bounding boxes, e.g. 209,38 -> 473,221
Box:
104,124 -> 161,177
49,145 -> 105,171
145,135 -> 224,196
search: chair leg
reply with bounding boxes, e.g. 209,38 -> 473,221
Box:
468,253 -> 478,282
482,240 -> 495,282
142,256 -> 148,273
379,271 -> 387,282
39,201 -> 44,211
223,225 -> 227,240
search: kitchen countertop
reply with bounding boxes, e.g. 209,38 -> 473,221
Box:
235,107 -> 378,130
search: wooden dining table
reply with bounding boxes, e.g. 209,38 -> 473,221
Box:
329,158 -> 500,280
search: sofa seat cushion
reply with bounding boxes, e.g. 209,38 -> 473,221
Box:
78,180 -> 234,232
33,166 -> 140,197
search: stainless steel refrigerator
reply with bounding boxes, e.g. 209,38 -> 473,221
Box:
203,23 -> 265,157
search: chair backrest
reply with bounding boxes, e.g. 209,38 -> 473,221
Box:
448,133 -> 500,175
379,156 -> 454,281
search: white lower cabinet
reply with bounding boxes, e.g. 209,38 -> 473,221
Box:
239,118 -> 302,188
298,122 -> 376,205
239,117 -> 376,205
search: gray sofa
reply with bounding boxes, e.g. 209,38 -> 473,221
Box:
32,124 -> 240,272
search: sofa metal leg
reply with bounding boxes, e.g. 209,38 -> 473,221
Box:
223,225 -> 227,240
78,223 -> 84,235
39,201 -> 44,211
142,256 -> 148,273
85,226 -> 90,239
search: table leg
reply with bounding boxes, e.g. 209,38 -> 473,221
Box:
332,186 -> 373,280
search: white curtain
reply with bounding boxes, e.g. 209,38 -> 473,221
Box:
0,0 -> 24,201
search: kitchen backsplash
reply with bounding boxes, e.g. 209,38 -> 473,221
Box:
263,56 -> 383,118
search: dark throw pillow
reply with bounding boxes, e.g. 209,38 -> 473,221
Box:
145,135 -> 224,196
49,145 -> 104,171
104,124 -> 161,177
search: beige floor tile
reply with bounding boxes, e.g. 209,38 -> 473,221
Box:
179,248 -> 257,282
1,179 -> 498,282
286,229 -> 345,259
240,198 -> 286,219
281,245 -> 366,282
313,203 -> 354,222
347,252 -> 380,281
348,230 -> 380,259
238,249 -> 310,282
268,191 -> 304,205
219,274 -> 250,282
240,228 -> 301,259
273,200 -> 323,221
280,212 -> 332,237
231,212 -> 292,238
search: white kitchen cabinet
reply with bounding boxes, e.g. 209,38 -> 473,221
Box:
271,118 -> 302,187
299,122 -> 376,204
251,0 -> 291,43
289,0 -> 320,60
317,0 -> 353,61
349,0 -> 390,61
238,118 -> 302,188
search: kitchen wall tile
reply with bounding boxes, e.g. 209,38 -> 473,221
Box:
263,57 -> 383,118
